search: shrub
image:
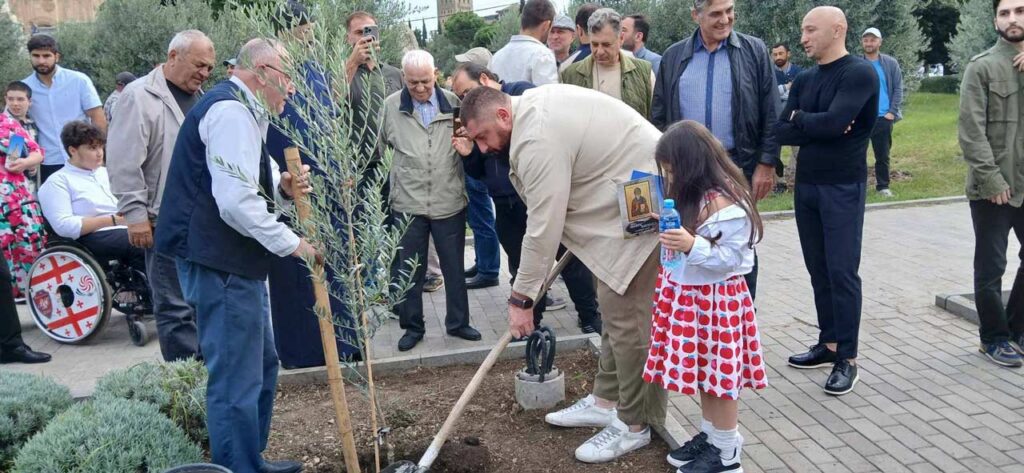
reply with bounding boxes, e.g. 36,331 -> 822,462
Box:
0,371 -> 74,468
13,397 -> 202,472
919,75 -> 960,94
93,359 -> 208,444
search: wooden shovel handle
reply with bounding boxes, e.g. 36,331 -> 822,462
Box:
417,252 -> 576,470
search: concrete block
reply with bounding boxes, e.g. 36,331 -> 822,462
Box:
515,368 -> 565,410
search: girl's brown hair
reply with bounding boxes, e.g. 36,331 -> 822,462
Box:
655,120 -> 764,247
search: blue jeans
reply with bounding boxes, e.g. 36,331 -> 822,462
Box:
465,176 -> 500,279
794,182 -> 866,360
177,259 -> 278,473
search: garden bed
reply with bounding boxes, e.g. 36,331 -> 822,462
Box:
265,349 -> 672,473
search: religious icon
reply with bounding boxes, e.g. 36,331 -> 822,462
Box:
617,175 -> 661,238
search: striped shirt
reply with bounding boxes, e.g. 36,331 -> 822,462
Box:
678,34 -> 734,150
414,91 -> 439,128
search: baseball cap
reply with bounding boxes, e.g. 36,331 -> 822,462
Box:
223,57 -> 238,67
552,14 -> 574,31
115,71 -> 137,86
862,27 -> 882,39
455,47 -> 493,67
273,0 -> 315,33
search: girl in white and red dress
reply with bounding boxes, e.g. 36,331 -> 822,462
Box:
643,121 -> 767,473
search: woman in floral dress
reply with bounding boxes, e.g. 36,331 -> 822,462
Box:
0,112 -> 45,299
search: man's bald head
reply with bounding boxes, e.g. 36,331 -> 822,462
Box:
801,6 -> 850,63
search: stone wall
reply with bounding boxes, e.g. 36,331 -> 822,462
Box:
7,0 -> 104,33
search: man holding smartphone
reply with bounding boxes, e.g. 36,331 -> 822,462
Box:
345,11 -> 403,212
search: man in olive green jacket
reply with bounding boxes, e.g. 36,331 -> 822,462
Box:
958,0 -> 1024,368
560,8 -> 653,118
381,50 -> 480,352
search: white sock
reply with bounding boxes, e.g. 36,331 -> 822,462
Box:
701,419 -> 714,436
711,427 -> 742,462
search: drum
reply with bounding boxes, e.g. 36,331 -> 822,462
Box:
25,245 -> 112,344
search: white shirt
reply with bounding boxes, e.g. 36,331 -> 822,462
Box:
200,76 -> 299,258
489,35 -> 560,86
38,164 -> 123,239
663,204 -> 755,286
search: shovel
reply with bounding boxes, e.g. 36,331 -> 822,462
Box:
381,252 -> 576,473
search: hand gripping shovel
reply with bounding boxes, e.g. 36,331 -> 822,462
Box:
381,252 -> 575,473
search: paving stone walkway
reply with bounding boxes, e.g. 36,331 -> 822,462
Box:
3,201 -> 1024,472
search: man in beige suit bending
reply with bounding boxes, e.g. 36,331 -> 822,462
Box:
460,84 -> 666,464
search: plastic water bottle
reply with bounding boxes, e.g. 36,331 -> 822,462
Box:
660,199 -> 682,269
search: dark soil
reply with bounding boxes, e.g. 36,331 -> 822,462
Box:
266,349 -> 674,473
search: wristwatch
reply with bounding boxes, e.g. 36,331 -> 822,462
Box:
508,294 -> 534,309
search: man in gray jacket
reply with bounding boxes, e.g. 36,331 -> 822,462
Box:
861,27 -> 903,198
106,30 -> 215,361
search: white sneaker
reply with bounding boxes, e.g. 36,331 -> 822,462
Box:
878,188 -> 894,198
544,395 -> 616,428
575,418 -> 651,463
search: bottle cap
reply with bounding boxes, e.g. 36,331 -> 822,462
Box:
664,199 -> 675,209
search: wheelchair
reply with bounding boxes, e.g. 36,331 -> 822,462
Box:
25,232 -> 154,346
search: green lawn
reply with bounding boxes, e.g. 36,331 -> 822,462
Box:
757,93 -> 963,212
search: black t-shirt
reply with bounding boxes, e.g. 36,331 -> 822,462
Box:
774,55 -> 879,185
167,80 -> 199,116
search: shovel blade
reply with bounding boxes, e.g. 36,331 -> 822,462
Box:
380,460 -> 420,473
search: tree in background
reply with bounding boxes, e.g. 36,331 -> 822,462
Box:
735,0 -> 813,63
443,11 -> 487,50
486,9 -> 521,52
948,0 -> 999,72
914,0 -> 960,72
0,0 -> 27,94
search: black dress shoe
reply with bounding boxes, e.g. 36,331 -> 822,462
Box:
0,344 -> 52,364
824,359 -> 859,396
447,326 -> 482,341
465,274 -> 499,289
464,265 -> 478,278
261,459 -> 303,473
788,343 -> 837,369
397,332 -> 423,352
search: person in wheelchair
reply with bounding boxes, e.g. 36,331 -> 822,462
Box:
37,121 -> 144,274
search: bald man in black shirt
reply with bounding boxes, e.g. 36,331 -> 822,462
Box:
775,6 -> 879,397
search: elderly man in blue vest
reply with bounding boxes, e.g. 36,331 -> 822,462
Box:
155,38 -> 314,473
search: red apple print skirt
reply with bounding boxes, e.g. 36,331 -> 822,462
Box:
642,269 -> 768,400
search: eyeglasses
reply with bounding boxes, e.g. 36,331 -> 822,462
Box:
260,63 -> 292,81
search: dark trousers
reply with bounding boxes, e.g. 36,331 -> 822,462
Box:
492,195 -> 600,326
394,210 -> 470,335
77,229 -> 146,274
465,176 -> 500,279
146,248 -> 200,362
970,199 -> 1024,344
177,259 -> 278,473
870,118 -> 893,190
0,252 -> 24,352
795,182 -> 866,360
742,169 -> 759,299
39,164 -> 62,185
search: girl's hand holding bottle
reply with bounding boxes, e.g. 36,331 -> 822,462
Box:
659,227 -> 695,254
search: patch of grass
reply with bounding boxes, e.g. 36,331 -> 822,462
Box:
757,93 -> 963,213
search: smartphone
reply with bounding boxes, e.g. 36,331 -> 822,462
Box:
6,134 -> 25,160
452,106 -> 465,137
362,25 -> 379,42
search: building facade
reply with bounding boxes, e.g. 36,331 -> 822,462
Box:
437,0 -> 473,27
7,0 -> 104,33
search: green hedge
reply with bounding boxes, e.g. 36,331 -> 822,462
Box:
13,398 -> 202,473
93,359 -> 208,445
918,75 -> 961,94
0,372 -> 74,468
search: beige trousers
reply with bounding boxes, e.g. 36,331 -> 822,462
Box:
592,247 -> 667,426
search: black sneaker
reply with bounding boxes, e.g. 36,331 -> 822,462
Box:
824,359 -> 859,396
788,343 -> 837,369
679,444 -> 741,473
667,432 -> 710,468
